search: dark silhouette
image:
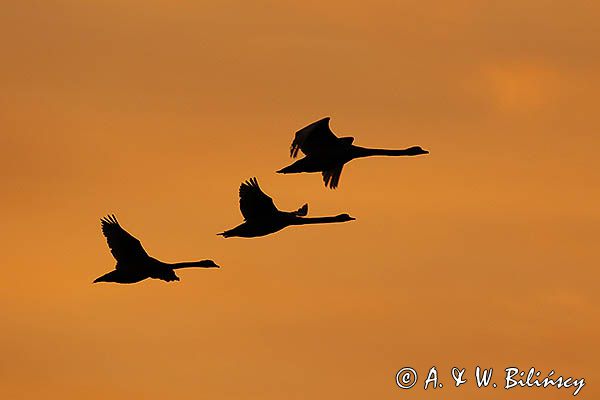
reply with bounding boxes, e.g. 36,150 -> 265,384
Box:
277,117 -> 429,188
218,177 -> 355,238
94,215 -> 219,284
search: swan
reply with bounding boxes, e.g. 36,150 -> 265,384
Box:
218,178 -> 355,238
94,215 -> 219,284
277,117 -> 428,188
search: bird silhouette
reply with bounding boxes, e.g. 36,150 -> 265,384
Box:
217,177 -> 355,238
276,117 -> 429,188
94,215 -> 219,284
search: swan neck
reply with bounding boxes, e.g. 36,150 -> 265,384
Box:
353,146 -> 410,157
292,216 -> 342,225
170,261 -> 213,269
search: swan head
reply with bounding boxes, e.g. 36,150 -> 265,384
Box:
203,260 -> 220,268
335,213 -> 356,222
406,146 -> 429,155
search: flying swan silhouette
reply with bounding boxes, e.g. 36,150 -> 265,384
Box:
277,117 -> 429,188
218,177 -> 355,238
94,215 -> 219,284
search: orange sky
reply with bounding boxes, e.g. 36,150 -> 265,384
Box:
1,1 -> 599,398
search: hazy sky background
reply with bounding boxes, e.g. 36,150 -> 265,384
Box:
1,1 -> 599,398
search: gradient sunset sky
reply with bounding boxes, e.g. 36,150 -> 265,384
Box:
1,1 -> 599,398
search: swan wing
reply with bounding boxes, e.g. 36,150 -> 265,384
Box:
290,117 -> 339,158
322,164 -> 344,189
101,215 -> 149,267
294,203 -> 308,216
239,177 -> 279,220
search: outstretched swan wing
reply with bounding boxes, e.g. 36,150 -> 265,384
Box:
322,164 -> 344,189
293,203 -> 308,216
290,117 -> 339,158
101,215 -> 149,267
239,177 -> 279,220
